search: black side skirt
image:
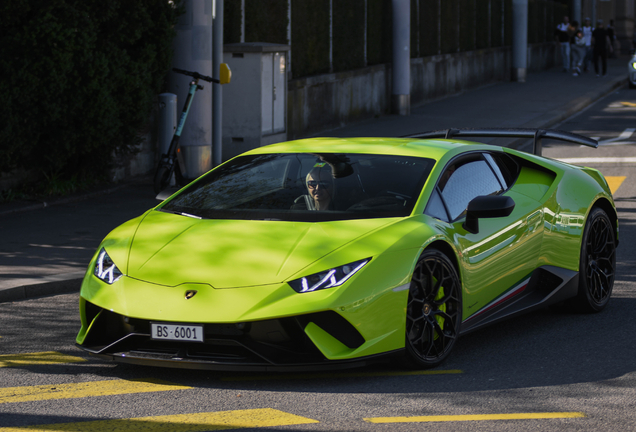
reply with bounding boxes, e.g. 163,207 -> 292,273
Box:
460,265 -> 579,335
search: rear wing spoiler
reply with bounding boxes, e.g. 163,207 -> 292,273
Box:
405,128 -> 598,156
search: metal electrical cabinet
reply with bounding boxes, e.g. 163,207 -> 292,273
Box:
222,43 -> 289,160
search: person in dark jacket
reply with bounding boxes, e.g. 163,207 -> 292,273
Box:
592,19 -> 613,76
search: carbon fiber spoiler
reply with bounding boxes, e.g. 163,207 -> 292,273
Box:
405,128 -> 598,156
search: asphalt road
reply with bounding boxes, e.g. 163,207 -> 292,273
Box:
1,89 -> 636,431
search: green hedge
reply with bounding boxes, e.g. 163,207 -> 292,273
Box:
0,0 -> 182,188
333,0 -> 366,71
291,0 -> 329,77
224,0 -> 242,44
546,1 -> 555,42
233,0 -> 563,80
504,0 -> 513,46
491,0 -> 504,47
459,0 -> 476,51
419,0 -> 440,56
366,0 -> 392,65
245,0 -> 288,44
410,0 -> 418,57
440,0 -> 459,54
529,0 -> 554,44
476,0 -> 490,49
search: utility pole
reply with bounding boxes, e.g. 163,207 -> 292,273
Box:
213,0 -> 223,166
391,0 -> 410,116
168,0 -> 213,179
511,0 -> 528,83
572,0 -> 581,25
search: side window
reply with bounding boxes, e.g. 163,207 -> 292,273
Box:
425,188 -> 449,221
485,152 -> 520,188
484,153 -> 508,189
440,157 -> 502,221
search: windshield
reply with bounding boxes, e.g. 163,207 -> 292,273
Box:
160,153 -> 434,222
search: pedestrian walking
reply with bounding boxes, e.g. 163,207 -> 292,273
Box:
592,20 -> 613,76
570,21 -> 586,76
582,18 -> 594,72
555,16 -> 573,72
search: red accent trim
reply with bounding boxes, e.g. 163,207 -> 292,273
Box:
464,279 -> 529,322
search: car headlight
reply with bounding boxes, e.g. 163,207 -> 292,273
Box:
94,248 -> 123,284
631,62 -> 636,70
288,258 -> 370,293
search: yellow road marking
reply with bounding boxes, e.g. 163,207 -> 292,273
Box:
0,408 -> 319,432
605,176 -> 626,194
222,369 -> 463,382
620,101 -> 636,107
0,351 -> 85,368
0,378 -> 191,404
365,412 -> 586,423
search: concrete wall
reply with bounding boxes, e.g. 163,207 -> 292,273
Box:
288,43 -> 556,140
110,128 -> 156,182
527,42 -> 558,72
287,64 -> 390,140
410,48 -> 511,106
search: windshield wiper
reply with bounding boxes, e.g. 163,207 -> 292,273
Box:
158,209 -> 202,219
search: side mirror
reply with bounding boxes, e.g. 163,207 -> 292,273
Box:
463,195 -> 515,234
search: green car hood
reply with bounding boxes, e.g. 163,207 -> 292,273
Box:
126,210 -> 395,288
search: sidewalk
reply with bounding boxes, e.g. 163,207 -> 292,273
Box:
316,57 -> 628,150
0,57 -> 629,303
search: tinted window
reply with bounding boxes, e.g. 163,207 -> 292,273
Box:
161,153 -> 435,222
484,153 -> 507,189
425,188 -> 449,221
486,152 -> 520,188
440,158 -> 502,220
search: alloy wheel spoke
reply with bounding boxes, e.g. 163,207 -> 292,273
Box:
407,255 -> 461,362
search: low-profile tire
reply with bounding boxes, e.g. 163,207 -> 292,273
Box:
405,249 -> 462,368
571,207 -> 616,313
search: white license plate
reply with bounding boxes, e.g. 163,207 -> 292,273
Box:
151,323 -> 204,342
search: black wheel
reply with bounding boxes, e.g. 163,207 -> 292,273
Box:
153,164 -> 173,194
572,207 -> 616,312
405,249 -> 462,368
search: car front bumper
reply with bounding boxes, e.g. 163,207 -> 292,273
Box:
76,298 -> 401,371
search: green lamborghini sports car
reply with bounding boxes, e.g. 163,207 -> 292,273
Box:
76,128 -> 618,371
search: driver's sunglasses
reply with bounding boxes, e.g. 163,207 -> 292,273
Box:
307,180 -> 331,189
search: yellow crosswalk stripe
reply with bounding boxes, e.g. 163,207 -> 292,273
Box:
0,408 -> 319,432
605,176 -> 626,194
364,412 -> 586,423
0,352 -> 85,368
222,369 -> 463,382
0,378 -> 191,404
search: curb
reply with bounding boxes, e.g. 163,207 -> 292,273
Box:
0,184 -> 126,217
0,277 -> 83,303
